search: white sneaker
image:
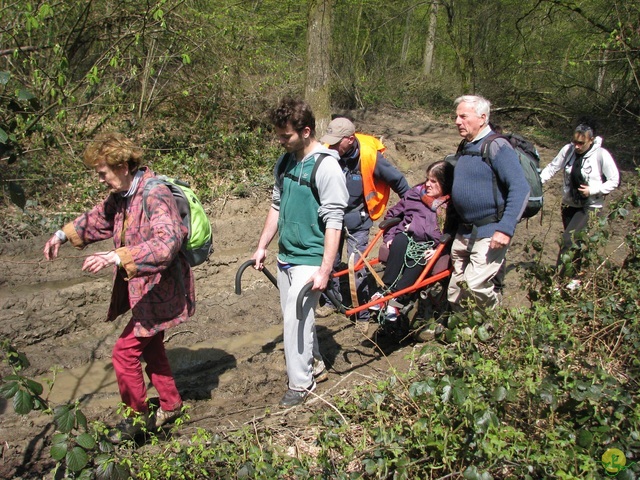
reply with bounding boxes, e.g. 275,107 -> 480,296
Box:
385,305 -> 400,322
566,279 -> 582,291
368,291 -> 385,311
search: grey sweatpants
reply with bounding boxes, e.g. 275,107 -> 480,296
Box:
277,263 -> 323,391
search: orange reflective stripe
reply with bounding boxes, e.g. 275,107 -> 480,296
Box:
355,133 -> 390,220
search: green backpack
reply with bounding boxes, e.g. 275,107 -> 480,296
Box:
143,175 -> 213,266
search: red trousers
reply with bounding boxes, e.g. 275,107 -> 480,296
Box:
112,319 -> 182,413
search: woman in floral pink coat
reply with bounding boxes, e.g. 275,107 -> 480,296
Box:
43,133 -> 194,442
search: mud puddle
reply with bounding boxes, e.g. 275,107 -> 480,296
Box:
40,324 -> 284,408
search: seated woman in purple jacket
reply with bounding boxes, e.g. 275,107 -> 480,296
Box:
369,160 -> 453,321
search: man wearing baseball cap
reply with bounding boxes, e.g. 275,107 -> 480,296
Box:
318,117 -> 409,335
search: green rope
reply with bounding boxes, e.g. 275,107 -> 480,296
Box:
404,235 -> 435,269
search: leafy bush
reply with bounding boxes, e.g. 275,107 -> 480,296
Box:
306,180 -> 640,479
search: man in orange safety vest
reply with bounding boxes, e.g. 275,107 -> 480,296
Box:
318,117 -> 409,335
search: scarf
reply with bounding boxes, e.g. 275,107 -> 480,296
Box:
341,143 -> 360,171
421,189 -> 450,232
569,144 -> 593,205
121,169 -> 144,198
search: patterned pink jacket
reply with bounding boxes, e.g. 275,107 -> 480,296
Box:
62,167 -> 195,337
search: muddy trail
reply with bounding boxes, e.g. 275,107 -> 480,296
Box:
0,109 -> 629,478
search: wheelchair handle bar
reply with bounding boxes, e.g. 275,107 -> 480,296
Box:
378,216 -> 402,231
235,259 -> 278,295
236,260 -> 343,321
295,281 -> 343,321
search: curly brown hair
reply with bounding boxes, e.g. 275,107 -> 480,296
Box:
83,133 -> 143,172
268,97 -> 316,136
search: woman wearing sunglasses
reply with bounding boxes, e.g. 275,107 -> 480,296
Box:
540,122 -> 620,287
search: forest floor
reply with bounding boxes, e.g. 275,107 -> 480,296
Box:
0,108 -> 631,478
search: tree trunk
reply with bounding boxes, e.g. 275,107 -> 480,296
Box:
401,7 -> 413,64
305,0 -> 333,136
422,2 -> 438,76
597,49 -> 607,93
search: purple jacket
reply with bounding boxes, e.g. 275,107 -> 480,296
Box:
383,184 -> 447,245
62,167 -> 195,337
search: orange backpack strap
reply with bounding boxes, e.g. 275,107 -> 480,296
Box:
356,133 -> 390,221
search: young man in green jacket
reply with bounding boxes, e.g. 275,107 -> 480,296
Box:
251,98 -> 348,407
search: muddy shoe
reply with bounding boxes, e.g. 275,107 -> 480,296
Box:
566,279 -> 582,291
414,323 -> 445,342
315,304 -> 336,318
313,358 -> 329,383
152,406 -> 183,429
279,382 -> 316,407
107,414 -> 148,444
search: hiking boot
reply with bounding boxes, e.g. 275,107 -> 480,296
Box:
354,320 -> 370,336
107,414 -> 148,444
279,382 -> 316,407
368,291 -> 385,311
313,358 -> 329,383
151,406 -> 183,429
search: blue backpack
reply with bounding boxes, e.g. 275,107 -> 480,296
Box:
451,133 -> 543,221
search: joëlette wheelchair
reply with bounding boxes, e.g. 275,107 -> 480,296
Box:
235,217 -> 452,341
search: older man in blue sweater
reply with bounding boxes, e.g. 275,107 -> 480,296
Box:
447,95 -> 529,310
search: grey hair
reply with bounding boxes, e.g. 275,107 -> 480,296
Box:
575,123 -> 595,138
454,95 -> 491,124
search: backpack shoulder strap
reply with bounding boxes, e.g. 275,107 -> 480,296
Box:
310,152 -> 330,203
463,133 -> 507,223
482,134 -> 506,222
142,175 -> 188,221
273,153 -> 292,187
457,133 -> 504,161
142,177 -> 166,220
274,152 -> 329,204
479,133 -> 506,163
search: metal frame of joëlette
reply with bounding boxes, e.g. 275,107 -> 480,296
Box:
234,225 -> 452,322
293,229 -> 452,320
334,230 -> 452,317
